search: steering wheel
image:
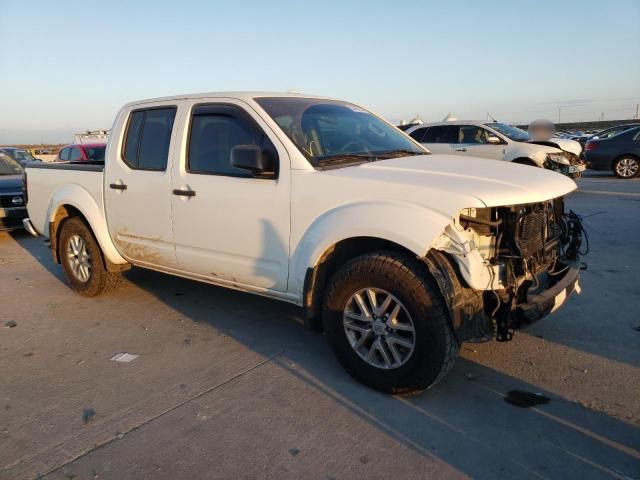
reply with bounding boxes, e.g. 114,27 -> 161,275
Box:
339,140 -> 369,153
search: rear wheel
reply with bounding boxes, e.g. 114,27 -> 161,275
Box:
613,156 -> 639,179
323,252 -> 458,393
58,217 -> 120,296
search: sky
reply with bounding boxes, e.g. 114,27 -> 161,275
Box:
0,0 -> 639,144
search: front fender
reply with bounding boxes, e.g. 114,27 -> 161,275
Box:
289,201 -> 454,297
46,184 -> 127,266
504,143 -> 555,166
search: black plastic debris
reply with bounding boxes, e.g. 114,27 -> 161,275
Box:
82,408 -> 96,423
4,320 -> 17,328
504,390 -> 551,408
288,448 -> 299,456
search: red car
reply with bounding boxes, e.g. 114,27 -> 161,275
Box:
55,143 -> 106,163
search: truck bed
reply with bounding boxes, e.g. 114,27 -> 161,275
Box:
25,161 -> 104,238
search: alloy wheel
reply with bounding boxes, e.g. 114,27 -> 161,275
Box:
67,234 -> 92,282
343,288 -> 416,369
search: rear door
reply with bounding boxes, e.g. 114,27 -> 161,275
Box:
170,99 -> 291,292
104,102 -> 182,268
419,125 -> 458,154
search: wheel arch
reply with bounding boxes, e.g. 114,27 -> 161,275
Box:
294,202 -> 456,331
511,157 -> 539,167
612,153 -> 640,177
46,186 -> 127,270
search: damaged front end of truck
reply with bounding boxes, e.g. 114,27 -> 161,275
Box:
427,197 -> 587,343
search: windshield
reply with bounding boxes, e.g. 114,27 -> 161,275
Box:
84,146 -> 106,161
255,97 -> 426,167
5,149 -> 36,163
486,122 -> 530,142
0,154 -> 23,175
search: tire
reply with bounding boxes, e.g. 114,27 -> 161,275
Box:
323,251 -> 458,394
58,217 -> 120,296
613,156 -> 639,179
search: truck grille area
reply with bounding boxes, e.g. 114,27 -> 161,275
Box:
515,207 -> 547,258
0,194 -> 24,208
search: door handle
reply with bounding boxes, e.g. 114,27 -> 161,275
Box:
454,148 -> 467,152
109,183 -> 127,190
173,188 -> 196,197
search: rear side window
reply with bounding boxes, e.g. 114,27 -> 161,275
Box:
423,125 -> 459,143
122,107 -> 176,171
187,104 -> 277,177
58,148 -> 70,161
69,147 -> 83,161
409,127 -> 428,142
84,146 -> 106,161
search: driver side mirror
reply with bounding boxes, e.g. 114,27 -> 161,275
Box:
487,135 -> 502,145
231,144 -> 276,176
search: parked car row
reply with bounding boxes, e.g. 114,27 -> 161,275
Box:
405,121 -> 586,178
398,119 -> 640,180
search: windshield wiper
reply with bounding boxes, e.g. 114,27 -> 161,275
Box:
370,149 -> 426,158
316,153 -> 378,164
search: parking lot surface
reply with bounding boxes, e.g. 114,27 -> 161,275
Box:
1,172 -> 639,480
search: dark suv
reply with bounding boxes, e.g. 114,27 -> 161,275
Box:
0,152 -> 26,231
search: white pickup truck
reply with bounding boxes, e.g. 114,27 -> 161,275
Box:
23,92 -> 585,393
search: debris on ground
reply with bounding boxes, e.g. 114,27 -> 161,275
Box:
82,408 -> 96,423
504,390 -> 551,408
288,448 -> 299,456
4,320 -> 17,328
110,353 -> 139,363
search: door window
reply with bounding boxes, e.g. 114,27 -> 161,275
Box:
187,104 -> 277,178
458,125 -> 491,144
69,147 -> 83,161
409,127 -> 428,142
122,107 -> 176,171
423,125 -> 458,143
58,148 -> 70,161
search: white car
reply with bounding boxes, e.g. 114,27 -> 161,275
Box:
23,92 -> 585,393
406,121 -> 586,177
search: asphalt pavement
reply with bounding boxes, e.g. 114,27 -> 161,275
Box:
1,171 -> 638,480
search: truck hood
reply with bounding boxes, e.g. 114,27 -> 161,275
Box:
527,138 -> 582,156
0,174 -> 24,192
329,154 -> 577,207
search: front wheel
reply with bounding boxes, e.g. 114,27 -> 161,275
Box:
323,252 -> 458,393
58,217 -> 120,296
613,156 -> 639,179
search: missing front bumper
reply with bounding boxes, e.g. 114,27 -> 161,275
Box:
515,265 -> 581,324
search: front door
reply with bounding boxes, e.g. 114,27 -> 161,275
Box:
104,102 -> 181,268
170,100 -> 290,292
453,125 -> 505,160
